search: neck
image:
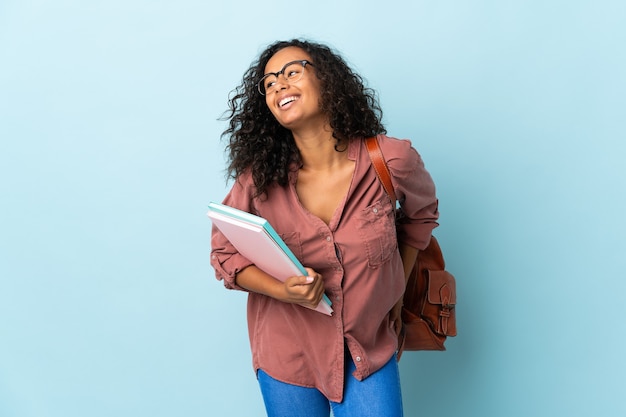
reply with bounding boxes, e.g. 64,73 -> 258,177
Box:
293,131 -> 347,171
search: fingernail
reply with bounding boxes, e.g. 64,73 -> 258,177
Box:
305,276 -> 314,283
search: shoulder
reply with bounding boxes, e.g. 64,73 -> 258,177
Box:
222,169 -> 258,210
229,169 -> 255,194
374,134 -> 424,179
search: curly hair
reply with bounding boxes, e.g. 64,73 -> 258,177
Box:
221,39 -> 386,197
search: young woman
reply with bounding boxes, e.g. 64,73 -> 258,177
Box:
210,39 -> 439,417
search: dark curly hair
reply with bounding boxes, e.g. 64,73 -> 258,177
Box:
221,39 -> 386,197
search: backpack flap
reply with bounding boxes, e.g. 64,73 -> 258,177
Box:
426,270 -> 457,337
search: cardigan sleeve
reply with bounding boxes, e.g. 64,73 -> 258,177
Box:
378,135 -> 439,250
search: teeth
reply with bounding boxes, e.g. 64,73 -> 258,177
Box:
279,96 -> 297,107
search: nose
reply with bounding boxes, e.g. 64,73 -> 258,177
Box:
274,74 -> 290,90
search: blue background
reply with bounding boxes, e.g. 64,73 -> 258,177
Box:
1,1 -> 624,416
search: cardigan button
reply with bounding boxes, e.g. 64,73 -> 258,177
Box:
355,356 -> 362,362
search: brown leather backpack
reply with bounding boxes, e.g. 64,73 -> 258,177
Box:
365,136 -> 457,358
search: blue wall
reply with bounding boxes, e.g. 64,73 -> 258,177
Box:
1,1 -> 624,416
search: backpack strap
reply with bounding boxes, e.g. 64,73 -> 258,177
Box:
365,136 -> 397,207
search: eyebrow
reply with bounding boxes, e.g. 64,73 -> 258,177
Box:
262,59 -> 307,76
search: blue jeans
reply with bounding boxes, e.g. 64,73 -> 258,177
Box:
257,354 -> 403,417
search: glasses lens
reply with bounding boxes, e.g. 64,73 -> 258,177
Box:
258,74 -> 275,95
283,62 -> 305,84
258,61 -> 306,95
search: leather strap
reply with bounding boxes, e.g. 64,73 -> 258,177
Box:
365,136 -> 397,207
439,284 -> 452,334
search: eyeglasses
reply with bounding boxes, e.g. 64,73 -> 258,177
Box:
257,60 -> 313,95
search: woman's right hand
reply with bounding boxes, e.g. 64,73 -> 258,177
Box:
280,267 -> 326,309
235,266 -> 326,308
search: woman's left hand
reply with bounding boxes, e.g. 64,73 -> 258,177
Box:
390,299 -> 403,336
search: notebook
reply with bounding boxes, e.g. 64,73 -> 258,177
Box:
207,202 -> 333,316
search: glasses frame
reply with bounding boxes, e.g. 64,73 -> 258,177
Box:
257,60 -> 313,96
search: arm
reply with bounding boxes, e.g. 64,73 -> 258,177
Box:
369,136 -> 437,334
399,243 -> 419,281
235,265 -> 326,309
390,243 -> 419,335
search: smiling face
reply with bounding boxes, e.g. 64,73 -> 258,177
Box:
263,47 -> 327,132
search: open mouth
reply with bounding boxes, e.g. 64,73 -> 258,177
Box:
279,96 -> 298,108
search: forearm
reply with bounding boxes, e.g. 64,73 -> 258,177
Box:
398,243 -> 419,283
391,243 -> 418,334
234,265 -> 324,308
235,265 -> 285,299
